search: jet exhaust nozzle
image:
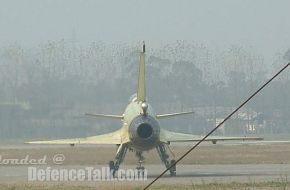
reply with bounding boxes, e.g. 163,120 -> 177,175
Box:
137,123 -> 153,139
129,115 -> 160,150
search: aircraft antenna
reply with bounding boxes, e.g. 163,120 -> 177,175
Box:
142,41 -> 145,53
143,62 -> 290,190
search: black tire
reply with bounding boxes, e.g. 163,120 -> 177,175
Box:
109,161 -> 115,170
109,161 -> 116,177
170,160 -> 176,171
170,160 -> 176,176
137,166 -> 145,177
170,170 -> 176,176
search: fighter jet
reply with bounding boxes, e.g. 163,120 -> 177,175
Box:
27,43 -> 262,176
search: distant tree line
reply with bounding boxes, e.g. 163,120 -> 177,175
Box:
0,40 -> 289,140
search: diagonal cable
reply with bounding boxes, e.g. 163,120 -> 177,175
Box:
143,62 -> 290,190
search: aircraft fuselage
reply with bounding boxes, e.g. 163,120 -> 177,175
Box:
123,98 -> 160,151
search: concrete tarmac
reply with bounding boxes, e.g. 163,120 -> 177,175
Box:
0,164 -> 289,185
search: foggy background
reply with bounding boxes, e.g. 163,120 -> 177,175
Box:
0,0 -> 289,140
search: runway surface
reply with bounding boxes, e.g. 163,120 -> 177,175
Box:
1,164 -> 289,184
1,141 -> 290,187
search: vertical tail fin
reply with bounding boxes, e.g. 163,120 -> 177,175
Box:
137,42 -> 146,102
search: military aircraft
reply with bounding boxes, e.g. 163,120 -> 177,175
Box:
27,43 -> 262,176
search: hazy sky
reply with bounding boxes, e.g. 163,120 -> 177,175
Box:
1,0 -> 290,62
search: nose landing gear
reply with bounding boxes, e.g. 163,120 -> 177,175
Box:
136,151 -> 146,177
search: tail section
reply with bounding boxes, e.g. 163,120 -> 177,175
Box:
137,42 -> 146,102
84,43 -> 146,120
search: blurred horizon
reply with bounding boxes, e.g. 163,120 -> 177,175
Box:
0,1 -> 289,140
1,0 -> 290,65
0,40 -> 289,140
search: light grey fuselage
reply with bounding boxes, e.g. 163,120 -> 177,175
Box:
123,96 -> 160,151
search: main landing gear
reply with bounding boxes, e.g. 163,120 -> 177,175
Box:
156,143 -> 176,176
109,144 -> 128,177
108,143 -> 177,177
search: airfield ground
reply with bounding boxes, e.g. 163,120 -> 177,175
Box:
1,141 -> 290,165
0,181 -> 290,190
0,142 -> 290,189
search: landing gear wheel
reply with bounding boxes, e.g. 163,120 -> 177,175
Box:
109,161 -> 116,177
170,169 -> 176,176
170,160 -> 176,177
109,161 -> 114,170
136,166 -> 145,177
